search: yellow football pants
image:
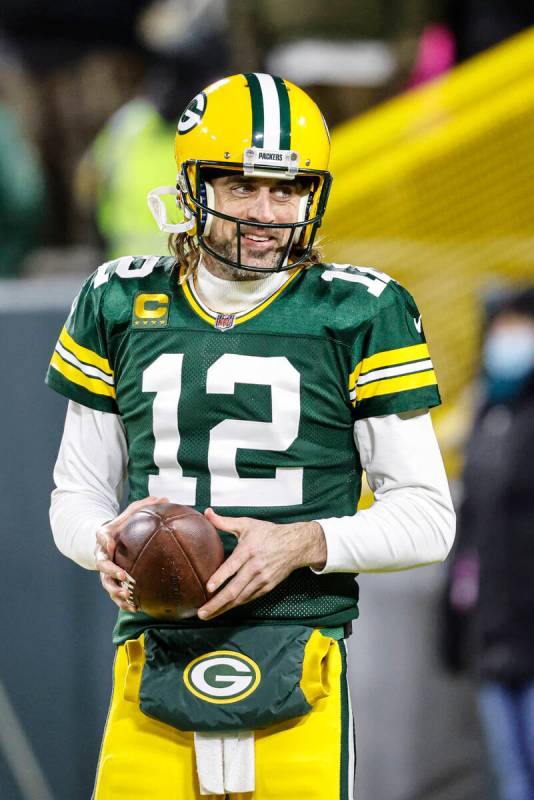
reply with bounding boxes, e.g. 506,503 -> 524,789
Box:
93,634 -> 355,799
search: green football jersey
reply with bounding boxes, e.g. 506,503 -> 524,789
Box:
46,256 -> 440,643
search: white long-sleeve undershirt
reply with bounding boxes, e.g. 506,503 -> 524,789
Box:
50,401 -> 128,569
314,410 -> 455,573
50,402 -> 455,573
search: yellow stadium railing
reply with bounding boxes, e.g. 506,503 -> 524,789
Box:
323,27 -> 534,477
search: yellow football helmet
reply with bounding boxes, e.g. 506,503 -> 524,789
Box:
148,73 -> 332,272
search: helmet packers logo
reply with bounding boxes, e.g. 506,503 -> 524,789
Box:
183,650 -> 261,704
178,92 -> 207,134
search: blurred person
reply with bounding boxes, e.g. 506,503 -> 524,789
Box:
76,0 -> 229,259
47,73 -> 454,798
0,1 -> 151,247
408,22 -> 455,87
0,98 -> 45,275
443,287 -> 534,800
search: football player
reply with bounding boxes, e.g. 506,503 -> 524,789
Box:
47,73 -> 455,799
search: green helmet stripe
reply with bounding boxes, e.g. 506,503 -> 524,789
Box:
245,73 -> 292,151
244,72 -> 265,147
273,76 -> 291,150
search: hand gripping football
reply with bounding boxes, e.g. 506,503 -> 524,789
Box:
113,503 -> 224,619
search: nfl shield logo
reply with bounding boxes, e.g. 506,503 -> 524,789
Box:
215,313 -> 235,331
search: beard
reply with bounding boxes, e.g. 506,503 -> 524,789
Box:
203,231 -> 288,281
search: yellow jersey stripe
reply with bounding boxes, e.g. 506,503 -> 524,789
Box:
348,343 -> 430,390
237,268 -> 303,322
355,369 -> 437,402
348,360 -> 363,391
51,352 -> 117,399
180,274 -> 215,325
361,343 -> 430,375
59,327 -> 113,376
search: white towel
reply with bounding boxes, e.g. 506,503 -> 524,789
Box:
194,731 -> 255,795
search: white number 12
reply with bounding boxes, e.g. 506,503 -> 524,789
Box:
142,353 -> 302,507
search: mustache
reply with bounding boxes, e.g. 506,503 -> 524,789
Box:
240,228 -> 279,240
205,237 -> 285,260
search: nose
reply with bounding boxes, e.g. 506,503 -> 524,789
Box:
246,187 -> 275,224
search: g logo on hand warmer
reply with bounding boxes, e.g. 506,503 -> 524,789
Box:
183,651 -> 261,704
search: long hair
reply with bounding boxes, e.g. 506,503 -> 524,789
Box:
168,233 -> 324,282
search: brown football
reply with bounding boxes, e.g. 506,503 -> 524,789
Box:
113,503 -> 224,619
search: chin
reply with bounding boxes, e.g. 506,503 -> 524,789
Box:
244,258 -> 277,271
240,247 -> 282,271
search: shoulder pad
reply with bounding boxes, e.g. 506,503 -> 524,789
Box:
92,255 -> 174,290
319,263 -> 396,300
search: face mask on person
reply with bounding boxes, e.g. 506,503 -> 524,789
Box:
483,325 -> 534,381
483,324 -> 534,402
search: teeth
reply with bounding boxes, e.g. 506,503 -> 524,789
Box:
244,234 -> 269,241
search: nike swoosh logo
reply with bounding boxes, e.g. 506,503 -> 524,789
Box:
414,315 -> 422,333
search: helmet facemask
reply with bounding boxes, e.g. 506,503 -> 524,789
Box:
179,160 -> 332,273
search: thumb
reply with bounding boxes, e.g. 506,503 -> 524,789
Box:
204,507 -> 245,536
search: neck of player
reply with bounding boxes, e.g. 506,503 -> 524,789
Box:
196,257 -> 287,313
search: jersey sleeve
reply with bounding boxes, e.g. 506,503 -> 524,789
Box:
350,282 -> 441,420
45,272 -> 119,414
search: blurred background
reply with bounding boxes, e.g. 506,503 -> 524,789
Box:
1,1 -> 534,798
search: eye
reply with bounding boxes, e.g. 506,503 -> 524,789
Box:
272,185 -> 294,200
231,183 -> 255,196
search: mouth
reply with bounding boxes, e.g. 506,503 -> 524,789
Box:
240,228 -> 278,250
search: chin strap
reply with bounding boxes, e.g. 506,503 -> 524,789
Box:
147,186 -> 196,233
